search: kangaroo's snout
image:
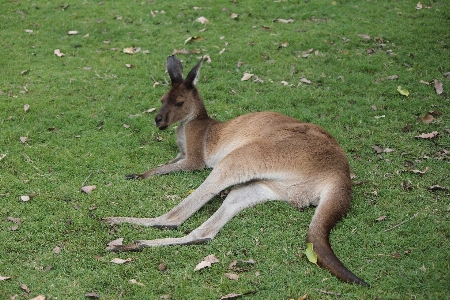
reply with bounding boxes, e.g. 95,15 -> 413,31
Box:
155,114 -> 167,130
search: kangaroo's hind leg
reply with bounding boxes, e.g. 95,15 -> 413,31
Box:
110,181 -> 279,251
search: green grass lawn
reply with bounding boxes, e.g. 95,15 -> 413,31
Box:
1,0 -> 449,299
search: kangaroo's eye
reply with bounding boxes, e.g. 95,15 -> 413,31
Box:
175,101 -> 184,107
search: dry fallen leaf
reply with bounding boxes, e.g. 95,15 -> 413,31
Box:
224,273 -> 239,281
25,29 -> 33,33
415,131 -> 439,139
20,136 -> 28,144
0,154 -> 6,161
20,283 -> 30,294
53,246 -> 61,254
277,18 -> 294,23
386,75 -> 398,80
241,73 -> 253,81
173,48 -> 200,55
107,238 -> 123,248
196,16 -> 209,24
416,2 -> 423,9
358,33 -> 371,39
110,258 -> 132,264
54,49 -> 64,57
85,292 -> 100,298
184,36 -> 204,44
419,79 -> 430,85
0,275 -> 11,281
24,104 -> 30,112
220,293 -> 242,300
434,80 -> 443,95
428,185 -> 448,191
129,279 -> 145,286
67,30 -> 78,35
7,216 -> 21,223
123,47 -> 135,54
299,78 -> 311,84
376,215 -> 387,221
144,108 -> 156,113
421,113 -> 434,124
444,72 -> 450,78
230,13 -> 238,19
411,166 -> 429,174
21,195 -> 30,202
30,295 -> 46,300
194,254 -> 219,271
81,185 -> 96,194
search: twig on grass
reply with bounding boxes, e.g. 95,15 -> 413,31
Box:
384,212 -> 419,232
81,170 -> 103,187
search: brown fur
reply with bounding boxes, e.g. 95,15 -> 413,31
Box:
104,56 -> 369,287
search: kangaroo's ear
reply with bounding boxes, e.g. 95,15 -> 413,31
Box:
184,57 -> 204,88
166,55 -> 183,84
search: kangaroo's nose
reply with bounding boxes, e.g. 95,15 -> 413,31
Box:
155,115 -> 163,125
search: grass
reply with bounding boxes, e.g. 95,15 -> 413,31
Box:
1,0 -> 449,299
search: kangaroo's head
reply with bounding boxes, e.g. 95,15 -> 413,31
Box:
155,55 -> 206,130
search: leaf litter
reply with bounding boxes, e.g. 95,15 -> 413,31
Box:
194,254 -> 219,271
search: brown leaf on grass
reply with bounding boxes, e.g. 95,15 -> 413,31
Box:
9,225 -> 19,231
371,105 -> 377,111
301,48 -> 314,58
402,123 -> 412,132
410,166 -> 429,174
20,136 -> 28,144
220,293 -> 242,300
21,283 -> 30,294
53,246 -> 61,254
434,80 -> 443,95
281,42 -> 289,48
196,16 -> 209,24
371,145 -> 383,154
30,295 -> 46,300
107,238 -> 123,247
0,275 -> 11,281
68,30 -> 79,35
358,33 -> 370,39
277,18 -> 294,23
194,254 -> 219,271
415,131 -> 439,139
421,113 -> 434,124
184,36 -> 204,44
428,185 -> 448,191
7,216 -> 21,223
299,78 -> 311,84
444,72 -> 450,78
129,279 -> 145,286
81,185 -> 96,194
110,258 -> 132,264
386,75 -> 399,80
230,13 -> 238,19
241,73 -> 253,81
174,49 -> 201,55
54,49 -> 64,57
85,292 -> 100,298
123,47 -> 135,54
24,104 -> 30,112
144,108 -> 156,113
21,195 -> 30,202
375,215 -> 387,221
416,2 -> 423,9
225,273 -> 239,281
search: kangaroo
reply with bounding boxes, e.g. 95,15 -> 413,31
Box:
104,55 -> 369,286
